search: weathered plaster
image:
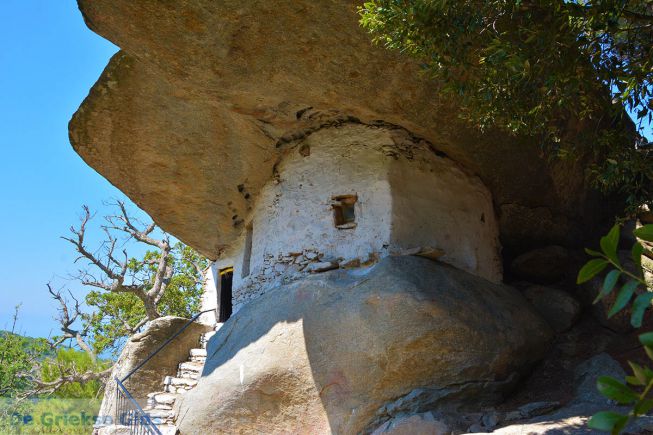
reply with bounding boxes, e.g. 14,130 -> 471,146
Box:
202,124 -> 501,313
387,131 -> 502,281
198,264 -> 219,325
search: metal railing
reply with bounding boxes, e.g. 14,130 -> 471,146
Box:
116,377 -> 162,435
115,309 -> 216,434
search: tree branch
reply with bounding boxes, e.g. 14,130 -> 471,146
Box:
47,283 -> 97,364
106,200 -> 166,248
62,206 -> 124,282
27,365 -> 113,396
622,9 -> 653,24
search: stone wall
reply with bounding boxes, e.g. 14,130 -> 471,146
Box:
387,129 -> 501,281
198,265 -> 218,325
208,123 -> 501,312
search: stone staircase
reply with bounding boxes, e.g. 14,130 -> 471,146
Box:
140,327 -> 219,435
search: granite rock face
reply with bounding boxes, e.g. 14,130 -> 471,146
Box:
70,0 -> 614,260
523,285 -> 581,333
370,413 -> 450,435
509,245 -> 573,284
176,256 -> 552,434
482,354 -> 653,435
68,2 -> 626,433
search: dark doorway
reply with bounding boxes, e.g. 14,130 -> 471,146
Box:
218,267 -> 233,322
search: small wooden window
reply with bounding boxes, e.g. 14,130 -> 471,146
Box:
332,195 -> 357,229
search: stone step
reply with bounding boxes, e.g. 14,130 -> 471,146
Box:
145,398 -> 173,410
201,331 -> 216,348
143,408 -> 175,421
189,348 -> 207,362
153,418 -> 175,426
153,392 -> 178,405
164,376 -> 198,393
190,348 -> 207,357
203,330 -> 217,340
155,425 -> 178,435
178,371 -> 201,381
179,361 -> 203,374
164,376 -> 198,387
148,403 -> 173,411
147,392 -> 178,409
164,385 -> 185,394
164,383 -> 195,394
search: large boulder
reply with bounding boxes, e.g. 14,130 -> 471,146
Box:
95,316 -> 211,427
523,285 -> 581,333
176,256 -> 552,434
509,245 -> 572,284
70,0 -> 617,260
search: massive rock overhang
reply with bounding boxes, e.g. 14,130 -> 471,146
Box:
70,0 -> 616,260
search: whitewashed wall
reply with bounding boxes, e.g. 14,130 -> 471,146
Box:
207,124 -> 502,313
387,142 -> 502,282
198,263 -> 219,325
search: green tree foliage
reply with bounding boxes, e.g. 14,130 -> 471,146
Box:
58,202 -> 208,357
6,348 -> 111,433
0,307 -> 49,398
39,348 -> 111,399
0,325 -> 46,434
359,0 -> 653,211
0,309 -> 105,433
578,223 -> 653,432
84,242 -> 206,355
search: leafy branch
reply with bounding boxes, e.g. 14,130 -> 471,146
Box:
578,223 -> 653,432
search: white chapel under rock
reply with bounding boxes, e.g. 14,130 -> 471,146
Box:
67,0 -> 624,433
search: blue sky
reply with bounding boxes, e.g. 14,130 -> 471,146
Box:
0,1 -> 123,338
0,2 -> 651,340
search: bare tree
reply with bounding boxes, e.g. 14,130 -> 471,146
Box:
46,284 -> 96,364
29,363 -> 112,397
18,201 -> 207,396
16,286 -> 113,397
62,201 -> 173,322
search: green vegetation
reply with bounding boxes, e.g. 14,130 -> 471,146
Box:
0,312 -> 49,398
40,348 -> 111,399
85,242 -> 206,356
577,223 -> 653,432
359,0 -> 652,212
1,202 -> 208,432
359,3 -> 653,431
0,317 -> 106,434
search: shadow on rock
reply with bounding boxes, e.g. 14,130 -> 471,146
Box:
177,256 -> 553,434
